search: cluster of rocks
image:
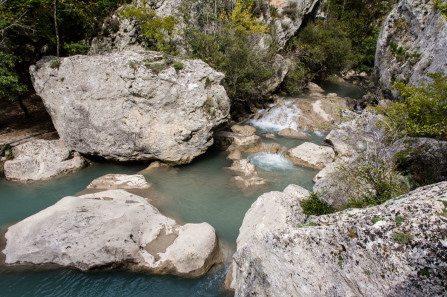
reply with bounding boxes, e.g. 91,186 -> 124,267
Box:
2,174 -> 222,277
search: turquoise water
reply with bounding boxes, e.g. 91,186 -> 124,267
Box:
0,141 -> 319,296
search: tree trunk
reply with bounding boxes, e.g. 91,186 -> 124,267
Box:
17,97 -> 29,116
54,0 -> 60,57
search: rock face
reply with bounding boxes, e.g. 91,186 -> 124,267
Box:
87,174 -> 151,190
269,0 -> 322,48
325,111 -> 381,156
2,190 -> 222,277
3,139 -> 87,182
375,0 -> 447,94
30,51 -> 230,164
231,182 -> 447,296
225,184 -> 310,291
286,142 -> 335,169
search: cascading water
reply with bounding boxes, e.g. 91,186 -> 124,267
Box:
247,100 -> 309,133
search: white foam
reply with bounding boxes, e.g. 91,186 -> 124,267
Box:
248,153 -> 295,172
247,100 -> 306,132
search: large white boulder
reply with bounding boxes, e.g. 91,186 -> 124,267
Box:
231,182 -> 447,296
30,51 -> 230,164
3,139 -> 87,182
286,142 -> 335,169
2,190 -> 222,277
86,174 -> 151,189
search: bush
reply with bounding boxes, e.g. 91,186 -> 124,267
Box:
301,193 -> 335,216
287,21 -> 353,82
0,52 -> 27,102
120,5 -> 178,54
377,72 -> 447,139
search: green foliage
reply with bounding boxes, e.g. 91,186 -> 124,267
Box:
433,0 -> 447,18
283,63 -> 314,95
173,61 -> 184,72
187,24 -> 275,106
286,21 -> 353,84
315,0 -> 398,72
49,59 -> 62,69
63,41 -> 90,56
120,5 -> 177,54
377,73 -> 447,138
227,0 -> 268,34
301,193 -> 335,216
0,52 -> 27,102
388,41 -> 421,64
392,231 -> 413,245
372,217 -> 385,224
343,155 -> 410,208
395,216 -> 405,226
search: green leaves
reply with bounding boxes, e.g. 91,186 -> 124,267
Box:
379,73 -> 447,138
0,52 -> 27,102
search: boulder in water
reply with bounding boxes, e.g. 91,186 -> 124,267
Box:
278,128 -> 309,139
30,51 -> 230,164
286,142 -> 335,170
3,139 -> 87,183
87,174 -> 151,190
2,190 -> 222,277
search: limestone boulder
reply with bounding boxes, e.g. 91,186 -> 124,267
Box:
286,142 -> 335,169
325,111 -> 382,156
224,184 -> 310,290
87,174 -> 151,190
2,190 -> 222,277
3,139 -> 87,183
30,51 -> 230,164
231,182 -> 447,296
226,159 -> 257,177
375,0 -> 447,95
278,128 -> 309,139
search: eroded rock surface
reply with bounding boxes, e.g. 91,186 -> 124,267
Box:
30,51 -> 230,164
3,139 -> 87,182
286,142 -> 335,169
231,182 -> 447,296
87,174 -> 151,190
375,0 -> 447,94
2,190 -> 222,277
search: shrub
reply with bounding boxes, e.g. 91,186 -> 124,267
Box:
392,231 -> 413,245
0,52 -> 27,102
301,193 -> 335,216
49,59 -> 62,69
433,0 -> 447,18
120,5 -> 178,54
287,21 -> 353,82
377,72 -> 447,139
173,61 -> 184,72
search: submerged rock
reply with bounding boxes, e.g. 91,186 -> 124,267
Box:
3,139 -> 87,182
30,51 -> 230,164
2,190 -> 222,277
87,174 -> 151,190
375,0 -> 447,94
286,142 -> 335,169
231,182 -> 447,296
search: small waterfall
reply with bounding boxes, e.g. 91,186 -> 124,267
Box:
247,100 -> 307,132
248,153 -> 295,172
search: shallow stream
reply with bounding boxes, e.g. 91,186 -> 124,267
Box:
0,83 -> 363,296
